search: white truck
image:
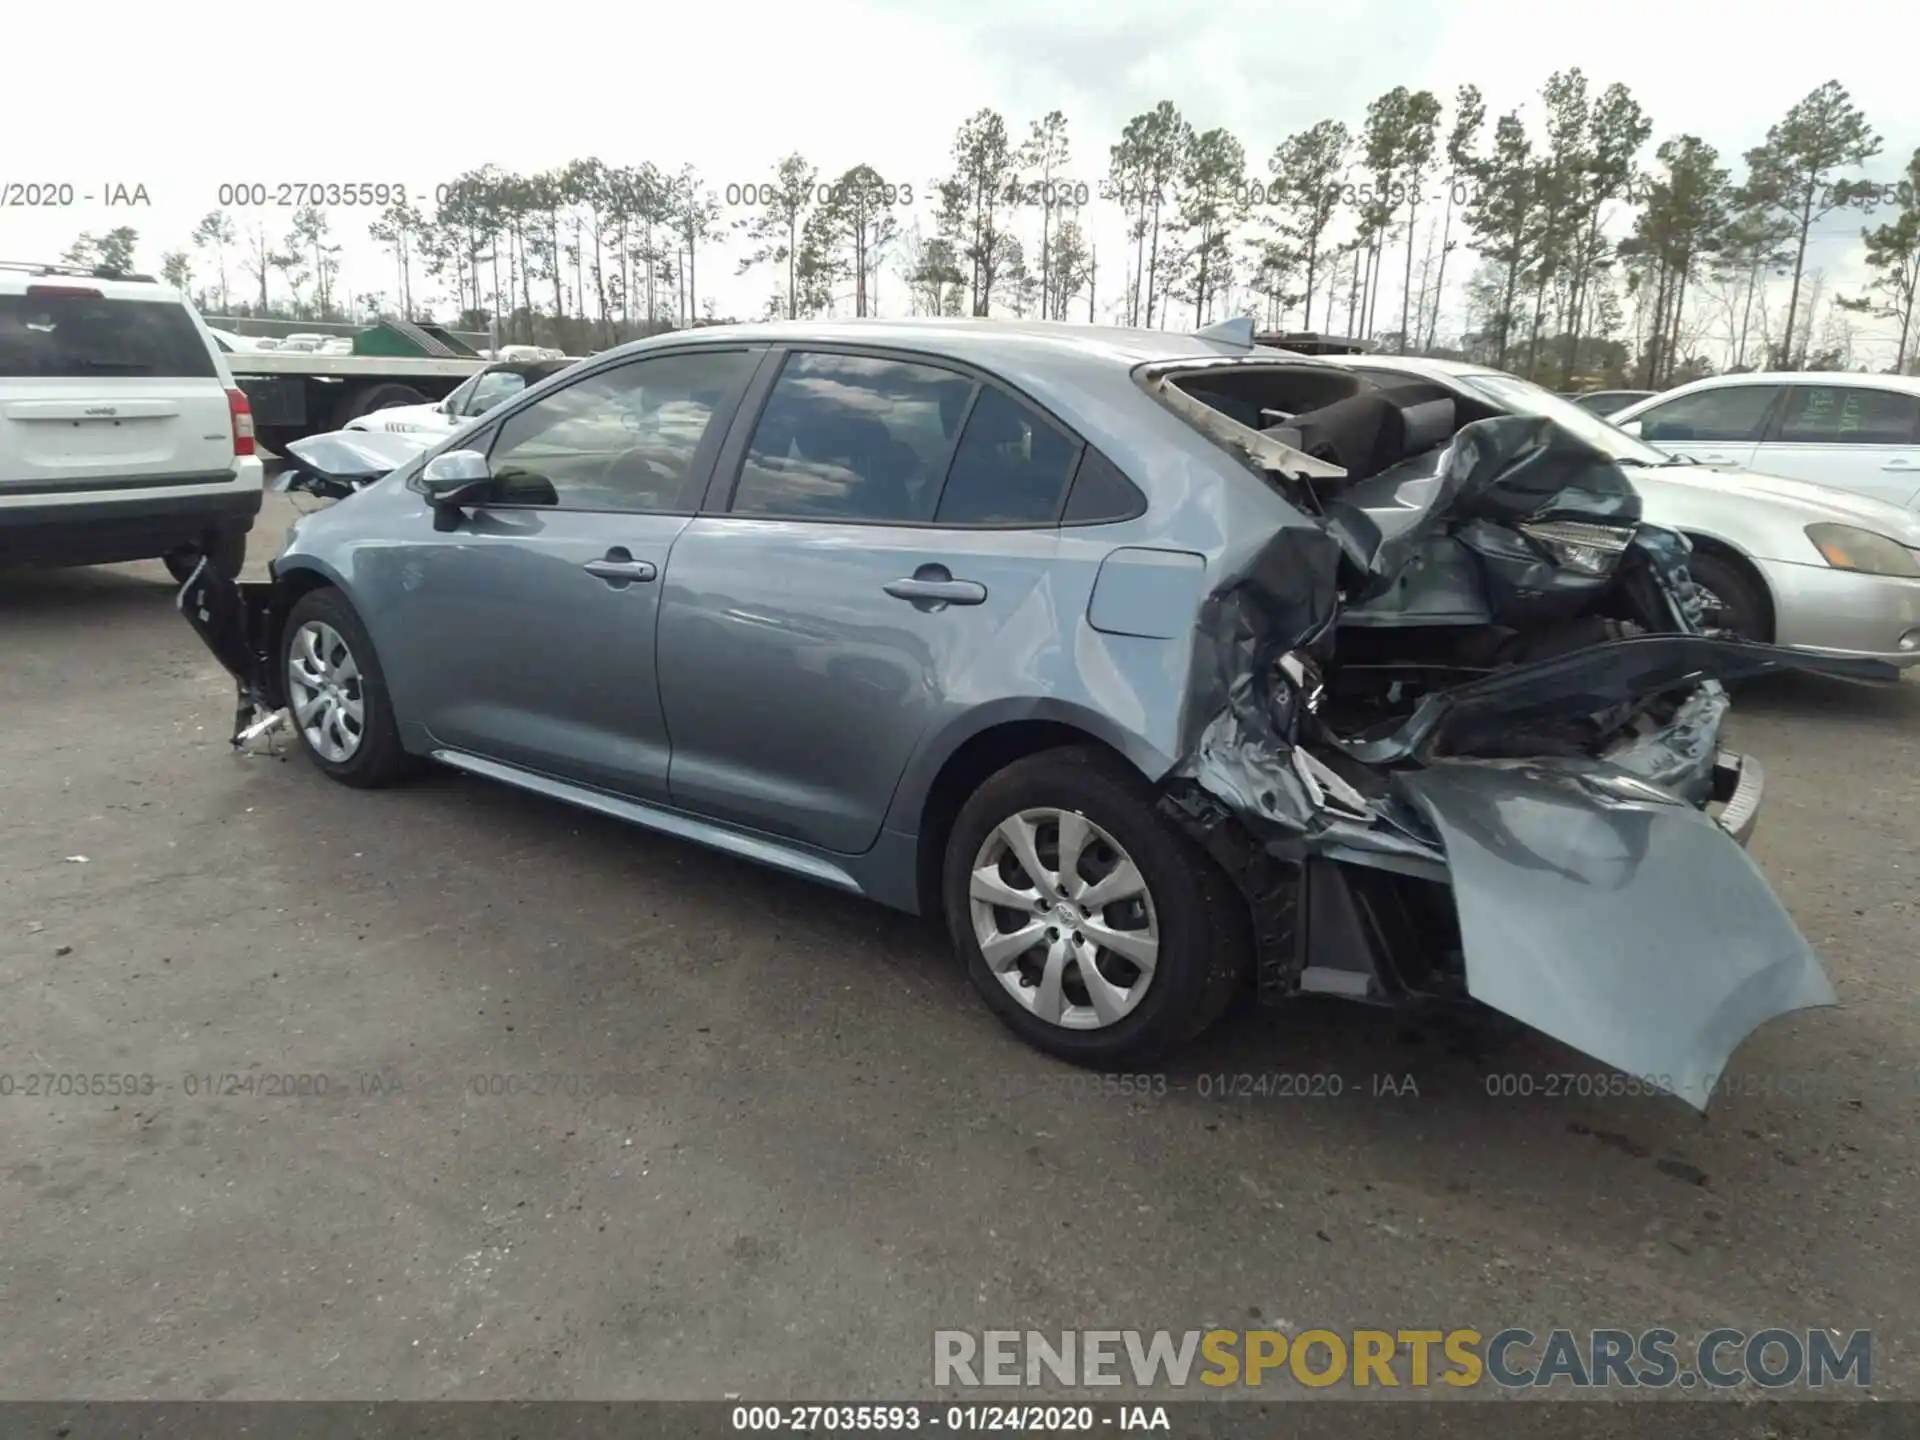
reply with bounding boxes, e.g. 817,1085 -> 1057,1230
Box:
209,319 -> 570,452
211,320 -> 489,451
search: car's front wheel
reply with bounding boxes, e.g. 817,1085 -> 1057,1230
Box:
1688,550 -> 1770,643
280,588 -> 419,788
942,745 -> 1250,1067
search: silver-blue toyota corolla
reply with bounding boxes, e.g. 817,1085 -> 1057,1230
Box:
177,318 -> 1898,1111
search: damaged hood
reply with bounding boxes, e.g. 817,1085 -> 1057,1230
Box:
275,428 -> 436,499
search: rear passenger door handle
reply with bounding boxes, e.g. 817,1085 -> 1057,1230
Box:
885,565 -> 987,609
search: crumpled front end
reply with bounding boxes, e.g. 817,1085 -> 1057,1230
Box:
173,428 -> 422,746
176,555 -> 290,746
1164,412 -> 1895,1111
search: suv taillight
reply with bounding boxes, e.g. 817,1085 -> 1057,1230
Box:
227,386 -> 255,457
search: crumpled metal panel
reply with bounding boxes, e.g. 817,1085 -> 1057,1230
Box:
1323,414 -> 1638,607
1170,524 -> 1342,837
1602,682 -> 1730,802
1332,633 -> 1896,768
1394,759 -> 1837,1112
1166,410 -> 1892,1105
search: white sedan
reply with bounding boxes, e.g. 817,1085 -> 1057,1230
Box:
1310,354 -> 1920,665
1609,372 -> 1920,510
343,357 -> 579,436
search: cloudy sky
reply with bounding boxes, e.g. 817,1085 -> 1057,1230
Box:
3,0 -> 1912,359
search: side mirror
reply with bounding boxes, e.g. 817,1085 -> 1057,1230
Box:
420,450 -> 493,527
1616,417 -> 1644,437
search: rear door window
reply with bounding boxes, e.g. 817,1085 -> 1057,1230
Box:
0,293 -> 217,378
934,387 -> 1081,525
1775,385 -> 1920,445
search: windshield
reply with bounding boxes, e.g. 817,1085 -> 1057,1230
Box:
1457,371 -> 1676,466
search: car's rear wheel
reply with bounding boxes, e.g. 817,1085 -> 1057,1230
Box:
1688,551 -> 1769,642
280,589 -> 418,788
942,745 -> 1250,1067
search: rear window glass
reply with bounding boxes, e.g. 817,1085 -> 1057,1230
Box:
0,293 -> 218,379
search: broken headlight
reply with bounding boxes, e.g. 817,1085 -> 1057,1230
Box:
1516,519 -> 1637,576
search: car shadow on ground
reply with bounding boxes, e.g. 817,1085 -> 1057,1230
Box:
382,761 -> 1815,1202
0,562 -> 177,617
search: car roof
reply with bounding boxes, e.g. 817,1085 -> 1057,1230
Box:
1655,371 -> 1920,394
638,316 -> 1270,368
589,318 -> 1295,478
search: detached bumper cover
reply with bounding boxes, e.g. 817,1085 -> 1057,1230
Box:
176,559 -> 287,743
1395,760 -> 1832,1112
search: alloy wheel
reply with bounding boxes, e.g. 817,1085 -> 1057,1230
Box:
287,620 -> 366,763
968,807 -> 1160,1030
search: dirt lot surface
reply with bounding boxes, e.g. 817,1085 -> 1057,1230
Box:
3,500 -> 1917,1410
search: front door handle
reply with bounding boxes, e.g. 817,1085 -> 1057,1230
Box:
884,564 -> 987,609
1882,460 -> 1915,472
583,548 -> 657,587
1697,453 -> 1731,464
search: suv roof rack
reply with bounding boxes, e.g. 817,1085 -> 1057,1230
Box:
0,259 -> 159,282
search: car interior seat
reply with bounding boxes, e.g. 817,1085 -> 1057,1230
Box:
1262,390 -> 1457,487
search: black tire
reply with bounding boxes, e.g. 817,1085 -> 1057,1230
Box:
942,745 -> 1251,1067
257,425 -> 302,457
1688,550 -> 1770,642
163,529 -> 247,584
335,382 -> 430,425
279,588 -> 421,788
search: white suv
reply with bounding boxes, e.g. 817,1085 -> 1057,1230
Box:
0,262 -> 264,578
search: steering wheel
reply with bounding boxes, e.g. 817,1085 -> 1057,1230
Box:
592,445 -> 683,489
